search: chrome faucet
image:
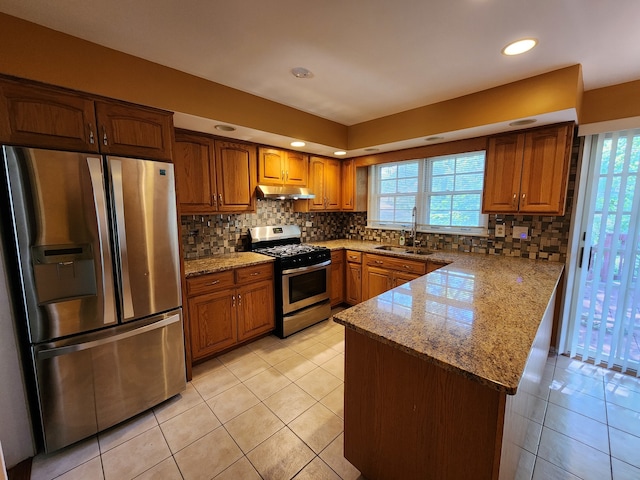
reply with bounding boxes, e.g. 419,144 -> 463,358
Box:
409,206 -> 420,250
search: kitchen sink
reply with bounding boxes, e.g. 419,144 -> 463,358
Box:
411,250 -> 434,255
374,245 -> 434,255
375,245 -> 411,253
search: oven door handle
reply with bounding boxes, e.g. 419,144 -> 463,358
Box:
281,259 -> 331,275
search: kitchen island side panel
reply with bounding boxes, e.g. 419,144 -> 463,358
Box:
344,328 -> 505,480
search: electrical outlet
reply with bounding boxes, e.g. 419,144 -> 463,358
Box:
513,226 -> 529,240
495,224 -> 506,237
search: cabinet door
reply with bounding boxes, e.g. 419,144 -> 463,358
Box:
215,140 -> 256,212
0,80 -> 98,152
393,271 -> 421,287
237,280 -> 275,341
95,101 -> 173,160
346,262 -> 362,305
363,265 -> 393,300
341,159 -> 355,210
173,131 -> 216,213
188,290 -> 236,360
325,158 -> 341,210
330,251 -> 345,307
519,124 -> 572,215
285,151 -> 308,186
258,147 -> 285,185
308,157 -> 326,210
482,133 -> 524,213
427,261 -> 449,274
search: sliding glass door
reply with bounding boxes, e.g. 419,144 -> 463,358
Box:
567,129 -> 640,375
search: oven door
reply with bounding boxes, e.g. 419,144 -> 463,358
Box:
281,260 -> 331,314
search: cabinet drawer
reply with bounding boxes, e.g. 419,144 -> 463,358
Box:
427,260 -> 450,273
186,270 -> 234,297
346,250 -> 362,264
364,253 -> 426,275
235,263 -> 273,285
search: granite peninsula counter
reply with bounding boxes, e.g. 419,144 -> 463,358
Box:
329,248 -> 564,480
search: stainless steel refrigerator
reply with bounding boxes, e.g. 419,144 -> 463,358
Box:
1,146 -> 186,452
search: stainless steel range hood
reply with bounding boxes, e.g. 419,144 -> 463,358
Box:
256,185 -> 315,200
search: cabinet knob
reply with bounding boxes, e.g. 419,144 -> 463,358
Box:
88,123 -> 95,144
232,295 -> 236,307
212,194 -> 217,206
512,193 -> 517,207
238,293 -> 242,305
521,193 -> 526,205
219,193 -> 223,203
102,126 -> 108,146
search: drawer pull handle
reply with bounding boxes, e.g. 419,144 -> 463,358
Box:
374,260 -> 384,264
403,265 -> 411,270
250,272 -> 260,276
205,280 -> 220,286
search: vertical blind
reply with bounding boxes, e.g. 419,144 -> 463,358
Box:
569,129 -> 640,375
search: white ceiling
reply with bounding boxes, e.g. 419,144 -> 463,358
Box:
1,0 -> 640,152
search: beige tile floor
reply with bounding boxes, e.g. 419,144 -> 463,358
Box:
27,315 -> 640,480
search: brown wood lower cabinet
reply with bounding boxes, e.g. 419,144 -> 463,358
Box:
362,253 -> 426,300
330,250 -> 345,307
342,287 -> 556,480
186,263 -> 274,361
345,250 -> 362,305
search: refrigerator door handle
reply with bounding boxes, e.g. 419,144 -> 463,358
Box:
36,313 -> 181,359
86,157 -> 117,325
110,159 -> 135,319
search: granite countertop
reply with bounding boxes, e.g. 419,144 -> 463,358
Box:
330,246 -> 564,395
184,252 -> 274,277
309,239 -> 464,265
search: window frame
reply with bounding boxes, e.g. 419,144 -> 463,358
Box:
367,151 -> 489,237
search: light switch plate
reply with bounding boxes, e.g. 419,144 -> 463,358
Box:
495,224 -> 506,237
513,226 -> 528,240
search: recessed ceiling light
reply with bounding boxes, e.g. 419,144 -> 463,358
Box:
334,151 -> 347,156
425,136 -> 444,142
291,67 -> 314,79
501,38 -> 538,56
509,119 -> 537,127
215,124 -> 236,132
364,148 -> 379,152
291,141 -> 306,147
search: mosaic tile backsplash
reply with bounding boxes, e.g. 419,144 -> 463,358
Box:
182,137 -> 580,263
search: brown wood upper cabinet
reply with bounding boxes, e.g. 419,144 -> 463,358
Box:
94,101 -> 173,160
174,130 -> 257,214
296,156 -> 341,212
482,122 -> 574,215
258,147 -> 308,186
341,159 -> 368,211
0,78 -> 173,160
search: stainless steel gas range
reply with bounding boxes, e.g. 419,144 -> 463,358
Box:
249,225 -> 331,338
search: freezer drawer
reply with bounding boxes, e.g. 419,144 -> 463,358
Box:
33,310 -> 186,452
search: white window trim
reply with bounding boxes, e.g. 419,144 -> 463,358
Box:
367,153 -> 489,237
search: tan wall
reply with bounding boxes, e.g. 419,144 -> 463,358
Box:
580,79 -> 640,125
348,66 -> 583,150
1,12 -> 639,149
0,13 -> 348,149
